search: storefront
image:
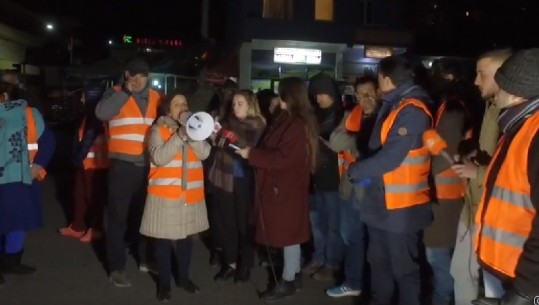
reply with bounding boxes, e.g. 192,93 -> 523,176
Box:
238,39 -> 407,92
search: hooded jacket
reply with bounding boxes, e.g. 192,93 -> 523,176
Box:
308,73 -> 344,192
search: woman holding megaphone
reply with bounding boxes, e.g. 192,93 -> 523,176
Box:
139,90 -> 210,302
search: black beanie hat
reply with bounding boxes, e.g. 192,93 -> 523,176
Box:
495,48 -> 539,98
126,58 -> 150,76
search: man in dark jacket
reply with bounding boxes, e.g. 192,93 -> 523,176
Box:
303,73 -> 345,281
348,56 -> 433,305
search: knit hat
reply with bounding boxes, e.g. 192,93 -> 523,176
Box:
495,48 -> 539,98
126,58 -> 150,76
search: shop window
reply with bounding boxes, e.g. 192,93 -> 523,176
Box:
315,0 -> 334,21
263,0 -> 294,20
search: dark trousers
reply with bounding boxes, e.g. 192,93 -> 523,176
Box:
72,169 -> 107,231
367,226 -> 422,305
155,237 -> 193,287
214,177 -> 255,269
205,192 -> 222,251
105,159 -> 149,272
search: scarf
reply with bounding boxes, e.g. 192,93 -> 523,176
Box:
0,99 -> 32,185
208,116 -> 266,193
498,96 -> 539,134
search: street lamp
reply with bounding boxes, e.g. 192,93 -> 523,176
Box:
108,40 -> 113,45
46,23 -> 54,31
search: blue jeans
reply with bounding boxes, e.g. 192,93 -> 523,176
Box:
0,231 -> 25,254
309,191 -> 343,268
340,196 -> 365,290
426,247 -> 454,305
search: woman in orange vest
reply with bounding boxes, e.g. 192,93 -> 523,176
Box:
470,49 -> 539,304
207,90 -> 266,282
139,90 -> 210,302
0,82 -> 55,285
59,85 -> 108,242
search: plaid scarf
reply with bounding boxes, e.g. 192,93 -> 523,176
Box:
208,116 -> 265,193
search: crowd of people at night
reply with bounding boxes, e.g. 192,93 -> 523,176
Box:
1,48 -> 539,305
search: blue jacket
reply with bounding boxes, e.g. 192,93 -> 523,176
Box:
348,81 -> 433,233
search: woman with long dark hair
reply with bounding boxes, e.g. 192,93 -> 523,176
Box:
236,77 -> 318,301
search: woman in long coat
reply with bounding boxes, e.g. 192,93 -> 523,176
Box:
236,77 -> 318,301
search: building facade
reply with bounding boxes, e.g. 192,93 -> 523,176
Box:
224,0 -> 412,89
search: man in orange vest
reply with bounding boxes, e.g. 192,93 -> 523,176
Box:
95,58 -> 161,287
347,56 -> 433,305
471,49 -> 539,305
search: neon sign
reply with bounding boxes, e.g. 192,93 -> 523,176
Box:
122,34 -> 182,48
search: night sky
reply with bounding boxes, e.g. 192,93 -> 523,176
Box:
17,0 -> 204,43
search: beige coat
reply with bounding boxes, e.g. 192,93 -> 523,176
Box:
140,116 -> 210,240
460,101 -> 500,226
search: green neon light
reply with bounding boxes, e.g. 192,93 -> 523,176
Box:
123,35 -> 133,44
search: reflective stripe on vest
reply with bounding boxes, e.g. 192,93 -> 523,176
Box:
107,86 -> 160,156
474,111 -> 539,278
433,101 -> 471,200
79,118 -> 109,170
147,126 -> 205,204
380,98 -> 432,210
25,107 -> 38,163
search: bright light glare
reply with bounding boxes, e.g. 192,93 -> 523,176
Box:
108,40 -> 113,45
153,80 -> 159,86
46,23 -> 54,30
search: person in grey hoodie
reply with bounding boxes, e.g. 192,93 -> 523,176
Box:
95,58 -> 162,287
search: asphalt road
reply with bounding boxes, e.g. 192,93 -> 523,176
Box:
0,171 -> 362,305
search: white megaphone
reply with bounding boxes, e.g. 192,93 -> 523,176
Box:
182,111 -> 218,141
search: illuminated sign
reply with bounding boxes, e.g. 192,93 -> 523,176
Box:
365,46 -> 392,59
274,48 -> 322,65
122,34 -> 182,48
123,35 -> 133,44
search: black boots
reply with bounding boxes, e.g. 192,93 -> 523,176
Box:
1,251 -> 36,275
262,279 -> 296,302
156,284 -> 171,303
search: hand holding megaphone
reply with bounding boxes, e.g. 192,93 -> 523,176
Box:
176,111 -> 222,141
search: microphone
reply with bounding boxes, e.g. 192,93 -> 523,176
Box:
423,129 -> 455,165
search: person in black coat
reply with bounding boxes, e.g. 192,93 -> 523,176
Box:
303,72 -> 345,282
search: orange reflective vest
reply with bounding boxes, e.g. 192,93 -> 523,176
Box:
345,105 -> 363,132
381,98 -> 432,210
108,86 -> 160,156
147,126 -> 205,204
25,107 -> 46,181
337,106 -> 364,176
474,111 -> 539,278
433,101 -> 472,200
79,118 -> 109,170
